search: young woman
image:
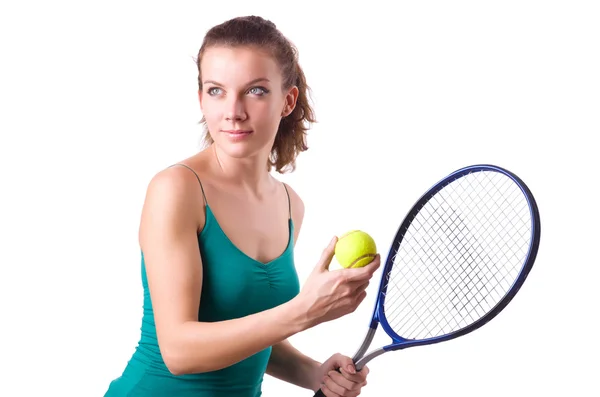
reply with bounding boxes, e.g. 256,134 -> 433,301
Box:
104,15 -> 380,397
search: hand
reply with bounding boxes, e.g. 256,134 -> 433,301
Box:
315,353 -> 369,397
295,236 -> 380,328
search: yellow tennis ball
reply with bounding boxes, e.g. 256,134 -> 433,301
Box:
335,230 -> 377,269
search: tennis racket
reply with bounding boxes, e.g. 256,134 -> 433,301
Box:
314,164 -> 541,396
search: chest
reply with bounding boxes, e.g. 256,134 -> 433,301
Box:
204,191 -> 291,265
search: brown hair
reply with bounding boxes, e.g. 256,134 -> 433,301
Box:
195,16 -> 316,173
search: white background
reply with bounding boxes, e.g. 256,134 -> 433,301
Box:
1,1 -> 599,396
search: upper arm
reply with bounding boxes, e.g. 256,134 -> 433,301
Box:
138,166 -> 205,361
284,183 -> 305,246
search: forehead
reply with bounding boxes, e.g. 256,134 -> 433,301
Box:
200,46 -> 282,85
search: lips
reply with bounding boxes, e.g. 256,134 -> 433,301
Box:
222,129 -> 253,142
222,130 -> 252,134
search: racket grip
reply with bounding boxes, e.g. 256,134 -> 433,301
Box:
313,389 -> 326,397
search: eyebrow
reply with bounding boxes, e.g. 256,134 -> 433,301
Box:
202,78 -> 271,86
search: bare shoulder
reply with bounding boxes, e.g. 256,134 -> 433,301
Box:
139,164 -> 206,242
145,165 -> 201,199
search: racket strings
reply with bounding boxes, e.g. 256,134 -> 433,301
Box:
389,176 -> 528,333
386,173 -> 530,335
381,170 -> 532,340
386,216 -> 499,333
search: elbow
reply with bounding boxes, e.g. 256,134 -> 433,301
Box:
158,332 -> 199,375
162,346 -> 214,376
161,342 -> 194,375
162,350 -> 189,376
165,361 -> 187,376
167,365 -> 185,376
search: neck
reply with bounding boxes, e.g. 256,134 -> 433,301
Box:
209,144 -> 274,195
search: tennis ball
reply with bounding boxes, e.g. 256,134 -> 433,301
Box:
335,230 -> 377,269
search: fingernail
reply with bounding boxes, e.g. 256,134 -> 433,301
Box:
347,365 -> 355,374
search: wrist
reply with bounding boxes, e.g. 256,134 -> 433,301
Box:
283,296 -> 312,333
305,357 -> 323,391
286,347 -> 323,391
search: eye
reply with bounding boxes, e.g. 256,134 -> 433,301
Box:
207,87 -> 223,96
248,87 -> 269,96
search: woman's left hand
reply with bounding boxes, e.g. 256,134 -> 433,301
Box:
314,353 -> 369,396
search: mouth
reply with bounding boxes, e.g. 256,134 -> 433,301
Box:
222,129 -> 253,141
222,129 -> 253,135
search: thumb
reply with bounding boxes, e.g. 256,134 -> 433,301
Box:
315,236 -> 338,272
332,354 -> 356,375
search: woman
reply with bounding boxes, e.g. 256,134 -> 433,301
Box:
105,15 -> 380,397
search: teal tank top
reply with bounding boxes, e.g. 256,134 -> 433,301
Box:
104,165 -> 301,396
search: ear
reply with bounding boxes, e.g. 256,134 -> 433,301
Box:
282,86 -> 299,117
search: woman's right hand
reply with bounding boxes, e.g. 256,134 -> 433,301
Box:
294,236 -> 381,328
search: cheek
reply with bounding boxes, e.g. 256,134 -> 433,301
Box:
202,101 -> 221,123
202,105 -> 227,136
249,101 -> 282,126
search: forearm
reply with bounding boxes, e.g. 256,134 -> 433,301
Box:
266,339 -> 322,391
163,299 -> 308,375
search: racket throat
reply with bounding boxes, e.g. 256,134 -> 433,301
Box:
352,327 -> 386,371
355,347 -> 386,370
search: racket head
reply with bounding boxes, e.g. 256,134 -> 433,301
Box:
370,164 -> 541,352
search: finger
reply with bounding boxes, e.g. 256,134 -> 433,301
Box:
330,368 -> 363,389
321,374 -> 345,397
356,290 -> 367,306
342,283 -> 369,306
346,280 -> 370,294
364,253 -> 381,270
316,236 -> 338,272
359,364 -> 370,377
324,372 -> 362,397
339,366 -> 368,383
343,254 -> 381,281
318,380 -> 339,397
336,288 -> 368,313
328,355 -> 362,383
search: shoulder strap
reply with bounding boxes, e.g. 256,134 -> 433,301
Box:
282,183 -> 291,220
168,163 -> 208,205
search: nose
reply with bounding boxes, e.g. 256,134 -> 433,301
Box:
225,96 -> 247,122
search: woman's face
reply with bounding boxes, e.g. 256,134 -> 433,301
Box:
199,45 -> 297,160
